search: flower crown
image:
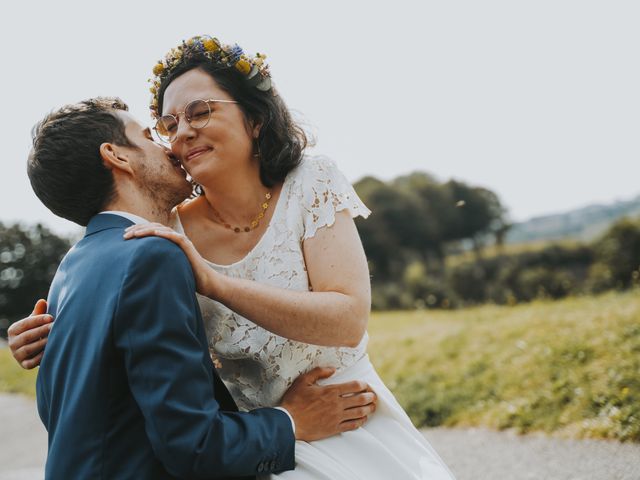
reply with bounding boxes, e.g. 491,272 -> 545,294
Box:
149,35 -> 271,117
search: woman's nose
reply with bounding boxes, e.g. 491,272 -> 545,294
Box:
174,117 -> 196,143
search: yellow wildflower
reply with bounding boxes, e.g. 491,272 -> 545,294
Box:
203,38 -> 219,52
153,62 -> 164,76
235,59 -> 251,75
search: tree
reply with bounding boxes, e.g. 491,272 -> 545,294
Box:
591,218 -> 640,289
0,222 -> 71,337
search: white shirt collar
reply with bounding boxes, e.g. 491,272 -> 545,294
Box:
99,210 -> 151,226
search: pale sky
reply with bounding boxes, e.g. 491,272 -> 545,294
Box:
3,0 -> 639,236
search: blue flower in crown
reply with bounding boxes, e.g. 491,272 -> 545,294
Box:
149,35 -> 273,117
228,44 -> 244,63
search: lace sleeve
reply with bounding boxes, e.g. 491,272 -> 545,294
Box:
300,156 -> 371,240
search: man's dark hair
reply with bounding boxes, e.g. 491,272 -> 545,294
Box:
28,97 -> 135,226
156,60 -> 308,188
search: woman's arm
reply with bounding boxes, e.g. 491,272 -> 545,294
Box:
124,211 -> 371,347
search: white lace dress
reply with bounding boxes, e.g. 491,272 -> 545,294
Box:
173,156 -> 455,480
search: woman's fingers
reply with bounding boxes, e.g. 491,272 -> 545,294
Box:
123,226 -> 175,239
123,226 -> 194,251
124,222 -> 164,232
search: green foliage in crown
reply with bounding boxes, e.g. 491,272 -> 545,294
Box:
149,35 -> 271,117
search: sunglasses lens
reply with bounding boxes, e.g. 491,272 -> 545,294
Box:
185,100 -> 211,129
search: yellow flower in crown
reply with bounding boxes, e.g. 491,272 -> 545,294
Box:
203,38 -> 219,52
152,62 -> 164,76
235,58 -> 251,75
149,34 -> 273,117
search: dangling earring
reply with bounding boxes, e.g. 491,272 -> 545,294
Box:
190,180 -> 203,198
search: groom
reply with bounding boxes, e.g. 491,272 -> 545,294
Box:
24,97 -> 375,479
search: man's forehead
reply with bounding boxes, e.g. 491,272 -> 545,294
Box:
116,111 -> 145,132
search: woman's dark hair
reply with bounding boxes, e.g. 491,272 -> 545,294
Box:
27,97 -> 135,226
156,58 -> 308,187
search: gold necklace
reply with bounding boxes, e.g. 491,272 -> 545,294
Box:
209,191 -> 272,233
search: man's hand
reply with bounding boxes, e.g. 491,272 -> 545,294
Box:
7,299 -> 52,369
280,367 -> 377,442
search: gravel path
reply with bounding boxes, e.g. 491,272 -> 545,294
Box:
1,393 -> 638,480
0,394 -> 47,480
425,427 -> 640,480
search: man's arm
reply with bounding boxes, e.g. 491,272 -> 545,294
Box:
114,237 -> 294,478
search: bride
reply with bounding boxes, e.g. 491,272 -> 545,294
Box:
136,34 -> 455,480
15,35 -> 456,479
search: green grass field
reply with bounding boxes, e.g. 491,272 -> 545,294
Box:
2,289 -> 639,441
368,289 -> 640,441
0,347 -> 37,397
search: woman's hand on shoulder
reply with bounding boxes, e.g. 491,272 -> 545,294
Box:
123,223 -> 224,299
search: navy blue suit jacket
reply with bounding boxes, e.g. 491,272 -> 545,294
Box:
36,214 -> 295,479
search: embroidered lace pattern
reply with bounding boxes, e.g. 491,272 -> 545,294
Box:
173,156 -> 371,410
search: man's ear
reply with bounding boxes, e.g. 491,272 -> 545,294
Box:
99,143 -> 134,174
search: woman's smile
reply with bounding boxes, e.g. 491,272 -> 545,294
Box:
185,146 -> 213,162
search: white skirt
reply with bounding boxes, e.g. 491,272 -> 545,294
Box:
264,355 -> 456,479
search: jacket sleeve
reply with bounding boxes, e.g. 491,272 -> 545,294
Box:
112,238 -> 295,478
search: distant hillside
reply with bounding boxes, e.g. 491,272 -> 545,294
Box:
506,194 -> 640,244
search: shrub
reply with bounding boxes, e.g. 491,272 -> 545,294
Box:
589,218 -> 640,290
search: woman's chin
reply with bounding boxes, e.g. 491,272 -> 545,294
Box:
189,165 -> 231,189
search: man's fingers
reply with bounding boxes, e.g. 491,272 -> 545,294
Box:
20,350 -> 45,370
16,337 -> 48,358
31,299 -> 47,316
7,314 -> 53,338
301,367 -> 336,384
343,391 -> 376,409
15,336 -> 48,360
19,322 -> 52,346
341,404 -> 376,422
336,380 -> 369,396
338,416 -> 368,433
